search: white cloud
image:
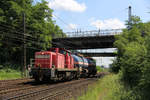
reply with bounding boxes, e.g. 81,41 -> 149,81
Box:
48,0 -> 86,12
88,17 -> 95,22
67,23 -> 77,30
90,18 -> 126,29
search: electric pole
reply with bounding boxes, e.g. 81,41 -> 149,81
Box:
23,13 -> 26,77
128,6 -> 132,29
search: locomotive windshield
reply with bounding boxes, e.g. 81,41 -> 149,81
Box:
35,55 -> 50,59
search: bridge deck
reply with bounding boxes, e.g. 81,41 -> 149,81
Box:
52,29 -> 121,57
52,35 -> 116,50
81,52 -> 117,57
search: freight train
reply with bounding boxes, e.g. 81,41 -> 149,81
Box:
30,48 -> 97,81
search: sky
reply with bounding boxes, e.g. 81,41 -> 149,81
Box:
43,0 -> 150,67
47,0 -> 150,32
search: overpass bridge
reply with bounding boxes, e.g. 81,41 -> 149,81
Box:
81,52 -> 117,57
78,48 -> 117,57
52,29 -> 122,57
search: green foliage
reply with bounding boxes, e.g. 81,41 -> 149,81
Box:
0,68 -> 21,80
77,74 -> 128,100
0,0 -> 64,66
126,16 -> 142,29
109,58 -> 121,73
96,66 -> 108,72
111,16 -> 150,99
96,66 -> 102,72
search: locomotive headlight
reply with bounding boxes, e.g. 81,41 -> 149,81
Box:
79,67 -> 82,71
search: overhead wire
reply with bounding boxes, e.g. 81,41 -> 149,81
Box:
1,36 -> 43,48
0,33 -> 44,51
0,24 -> 46,42
0,25 -> 60,50
0,25 -> 46,49
52,14 -> 75,30
1,39 -> 43,51
0,29 -> 43,45
0,22 -> 54,44
0,0 -> 72,49
0,24 -> 36,38
0,20 -> 49,40
49,0 -> 76,31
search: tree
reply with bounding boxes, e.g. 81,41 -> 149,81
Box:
111,16 -> 150,99
0,0 -> 64,67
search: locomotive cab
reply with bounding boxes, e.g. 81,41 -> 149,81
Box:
35,52 -> 51,68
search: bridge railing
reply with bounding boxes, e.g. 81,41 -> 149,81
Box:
76,48 -> 117,53
64,29 -> 123,38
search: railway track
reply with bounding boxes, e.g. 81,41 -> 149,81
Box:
0,78 -> 97,100
0,78 -> 31,83
38,79 -> 93,100
0,78 -> 33,87
0,73 -> 107,100
0,78 -> 34,95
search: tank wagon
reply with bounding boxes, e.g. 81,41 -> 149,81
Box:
86,57 -> 97,76
71,55 -> 97,77
30,48 -> 97,81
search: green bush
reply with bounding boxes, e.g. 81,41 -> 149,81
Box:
111,16 -> 150,100
77,74 -> 133,100
0,68 -> 21,80
96,66 -> 108,72
96,66 -> 102,72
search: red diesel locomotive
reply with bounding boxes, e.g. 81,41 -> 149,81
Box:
30,48 -> 97,81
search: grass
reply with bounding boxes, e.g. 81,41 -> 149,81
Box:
78,74 -> 124,100
96,66 -> 109,73
0,68 -> 22,80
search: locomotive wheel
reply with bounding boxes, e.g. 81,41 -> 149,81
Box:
75,73 -> 80,80
35,77 -> 40,82
39,75 -> 43,81
35,75 -> 43,82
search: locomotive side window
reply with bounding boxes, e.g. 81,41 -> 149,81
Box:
59,50 -> 66,55
68,53 -> 70,56
35,55 -> 50,59
50,49 -> 56,52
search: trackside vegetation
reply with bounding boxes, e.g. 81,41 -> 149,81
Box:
96,66 -> 103,72
96,66 -> 108,72
0,68 -> 21,80
77,74 -> 127,100
80,16 -> 150,100
110,16 -> 150,100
